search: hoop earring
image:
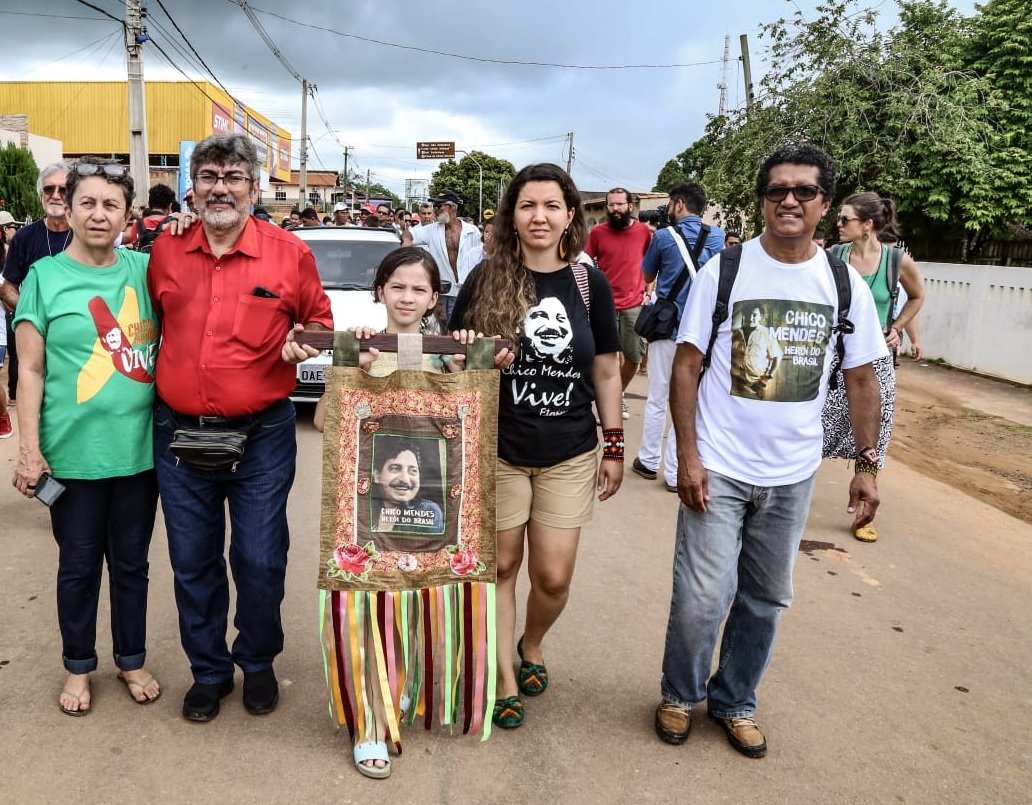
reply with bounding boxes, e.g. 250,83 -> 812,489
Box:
558,228 -> 570,261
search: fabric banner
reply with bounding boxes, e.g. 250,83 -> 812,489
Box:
318,367 -> 498,590
317,333 -> 499,745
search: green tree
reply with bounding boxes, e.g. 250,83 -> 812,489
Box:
429,151 -> 516,222
655,0 -> 1025,256
0,143 -> 43,221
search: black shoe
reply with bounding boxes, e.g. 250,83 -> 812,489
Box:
182,679 -> 234,722
243,668 -> 279,715
632,457 -> 657,480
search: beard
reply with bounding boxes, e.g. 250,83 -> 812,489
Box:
199,194 -> 246,231
607,210 -> 632,229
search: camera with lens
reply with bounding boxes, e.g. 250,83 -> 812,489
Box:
638,207 -> 670,229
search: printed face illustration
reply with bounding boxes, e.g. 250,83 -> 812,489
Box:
749,307 -> 764,327
526,296 -> 572,360
103,327 -> 123,351
374,448 -> 421,505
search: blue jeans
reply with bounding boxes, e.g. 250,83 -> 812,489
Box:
154,400 -> 297,684
660,469 -> 816,718
49,471 -> 158,674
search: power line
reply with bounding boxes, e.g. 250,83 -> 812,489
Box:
152,0 -> 234,98
0,11 -> 112,21
243,3 -> 722,71
71,0 -> 124,25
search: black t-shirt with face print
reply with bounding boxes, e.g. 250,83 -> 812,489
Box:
451,264 -> 620,467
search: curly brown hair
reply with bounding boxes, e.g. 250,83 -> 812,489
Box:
459,163 -> 586,347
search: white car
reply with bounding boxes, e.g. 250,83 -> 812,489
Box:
290,226 -> 398,401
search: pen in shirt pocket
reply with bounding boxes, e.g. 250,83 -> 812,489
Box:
252,286 -> 279,298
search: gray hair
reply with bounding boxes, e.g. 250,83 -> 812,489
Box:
36,161 -> 73,196
190,134 -> 260,183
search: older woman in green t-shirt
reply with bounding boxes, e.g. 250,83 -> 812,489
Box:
12,158 -> 162,716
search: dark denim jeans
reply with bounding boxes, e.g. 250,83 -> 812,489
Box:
49,471 -> 159,674
660,469 -> 816,718
154,400 -> 297,684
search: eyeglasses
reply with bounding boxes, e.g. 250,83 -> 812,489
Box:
194,171 -> 254,189
75,162 -> 128,178
837,215 -> 861,225
2,224 -> 18,230
42,184 -> 67,198
761,185 -> 823,203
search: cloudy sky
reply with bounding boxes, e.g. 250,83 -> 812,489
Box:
4,0 -> 976,197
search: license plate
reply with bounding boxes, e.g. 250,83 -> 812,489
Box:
298,366 -> 325,384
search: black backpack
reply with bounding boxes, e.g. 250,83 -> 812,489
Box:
701,244 -> 854,389
133,213 -> 173,254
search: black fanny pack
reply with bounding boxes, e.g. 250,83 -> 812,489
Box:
169,427 -> 249,471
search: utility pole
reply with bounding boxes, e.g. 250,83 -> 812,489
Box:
366,169 -> 371,206
342,145 -> 352,201
739,34 -> 755,114
299,78 -> 308,209
126,0 -> 150,201
565,132 -> 575,174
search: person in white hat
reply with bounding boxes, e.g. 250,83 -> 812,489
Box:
332,202 -> 350,226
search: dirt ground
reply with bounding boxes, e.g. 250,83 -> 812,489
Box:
891,360 -> 1032,525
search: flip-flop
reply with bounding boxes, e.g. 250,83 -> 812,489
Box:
59,686 -> 91,717
117,671 -> 162,705
353,740 -> 391,779
516,636 -> 548,697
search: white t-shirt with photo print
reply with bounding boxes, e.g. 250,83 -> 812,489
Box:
677,238 -> 889,486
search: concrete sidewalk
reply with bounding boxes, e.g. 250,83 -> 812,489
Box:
1,366 -> 1030,803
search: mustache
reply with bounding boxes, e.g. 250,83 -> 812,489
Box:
532,326 -> 568,340
205,194 -> 236,206
388,481 -> 415,491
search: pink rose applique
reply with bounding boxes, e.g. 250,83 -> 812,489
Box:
449,549 -> 479,576
334,543 -> 372,576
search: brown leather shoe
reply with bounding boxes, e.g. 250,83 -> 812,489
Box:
654,700 -> 691,745
710,713 -> 767,758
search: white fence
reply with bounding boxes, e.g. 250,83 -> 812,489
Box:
917,263 -> 1032,385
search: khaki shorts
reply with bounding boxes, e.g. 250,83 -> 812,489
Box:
617,305 -> 645,364
496,448 -> 599,530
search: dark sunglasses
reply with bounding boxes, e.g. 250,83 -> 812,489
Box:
74,162 -> 129,178
762,185 -> 822,203
42,184 -> 67,197
837,215 -> 861,225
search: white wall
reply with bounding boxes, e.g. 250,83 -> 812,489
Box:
0,127 -> 63,171
918,262 -> 1032,385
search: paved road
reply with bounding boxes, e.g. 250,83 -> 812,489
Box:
1,368 -> 1030,804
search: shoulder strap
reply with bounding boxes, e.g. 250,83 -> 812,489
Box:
701,244 -> 742,375
571,262 -> 591,314
664,223 -> 712,302
826,250 -> 854,390
885,246 -> 902,328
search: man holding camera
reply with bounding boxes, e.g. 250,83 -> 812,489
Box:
632,184 -> 724,490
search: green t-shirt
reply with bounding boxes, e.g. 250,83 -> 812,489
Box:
838,242 -> 893,328
14,250 -> 159,479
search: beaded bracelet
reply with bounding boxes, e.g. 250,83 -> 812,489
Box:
854,459 -> 878,476
602,428 -> 625,462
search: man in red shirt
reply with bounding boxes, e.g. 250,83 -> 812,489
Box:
148,134 -> 332,723
585,188 -> 652,415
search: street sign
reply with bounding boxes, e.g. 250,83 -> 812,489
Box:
416,141 -> 456,160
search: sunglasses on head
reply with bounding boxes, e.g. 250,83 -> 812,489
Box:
761,184 -> 822,203
74,162 -> 129,178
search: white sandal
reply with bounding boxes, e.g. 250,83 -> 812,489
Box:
353,740 -> 391,779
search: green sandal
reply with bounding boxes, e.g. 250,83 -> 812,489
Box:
516,636 -> 549,697
492,695 -> 525,728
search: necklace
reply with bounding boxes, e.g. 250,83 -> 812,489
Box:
46,226 -> 71,258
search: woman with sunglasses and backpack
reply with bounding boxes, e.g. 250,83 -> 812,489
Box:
11,158 -> 163,715
448,163 -> 624,729
823,192 -> 924,543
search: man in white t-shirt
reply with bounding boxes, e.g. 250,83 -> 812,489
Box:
401,190 -> 481,317
654,144 -> 887,759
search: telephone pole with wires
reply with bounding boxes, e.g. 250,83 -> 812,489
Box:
126,0 -> 151,198
565,132 -> 575,174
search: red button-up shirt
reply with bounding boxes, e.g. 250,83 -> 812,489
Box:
148,217 -> 332,416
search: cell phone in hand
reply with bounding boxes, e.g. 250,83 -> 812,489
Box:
33,473 -> 66,508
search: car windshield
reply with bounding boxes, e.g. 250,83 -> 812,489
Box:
306,239 -> 398,289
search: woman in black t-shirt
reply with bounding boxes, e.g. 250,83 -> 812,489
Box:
450,163 -> 623,729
